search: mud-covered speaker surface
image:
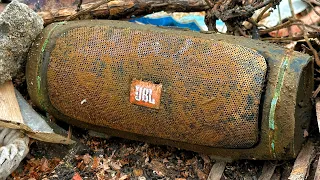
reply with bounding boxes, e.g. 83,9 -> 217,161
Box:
27,20 -> 313,159
42,23 -> 267,148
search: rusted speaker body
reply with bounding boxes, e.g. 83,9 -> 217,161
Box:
27,20 -> 313,160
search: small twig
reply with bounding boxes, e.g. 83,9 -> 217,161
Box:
247,18 -> 260,27
289,0 -> 297,19
307,0 -> 320,6
261,33 -> 319,41
238,27 -> 249,37
313,84 -> 320,98
288,141 -> 315,180
291,23 -> 320,31
204,0 -> 214,8
289,0 -> 305,36
303,0 -> 320,17
304,34 -> 320,66
256,3 -> 273,23
254,0 -> 275,10
65,0 -> 112,21
259,20 -> 293,34
67,125 -> 72,139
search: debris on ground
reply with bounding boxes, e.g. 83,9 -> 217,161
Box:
0,128 -> 29,179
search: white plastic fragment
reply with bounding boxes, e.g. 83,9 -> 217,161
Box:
244,0 -> 309,28
0,128 -> 29,179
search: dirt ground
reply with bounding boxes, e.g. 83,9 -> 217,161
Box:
6,123 -> 320,180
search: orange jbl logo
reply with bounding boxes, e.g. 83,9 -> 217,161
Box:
130,79 -> 162,109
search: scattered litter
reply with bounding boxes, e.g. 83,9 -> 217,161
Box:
130,11 -> 227,33
0,128 -> 29,179
247,0 -> 309,28
130,11 -> 208,31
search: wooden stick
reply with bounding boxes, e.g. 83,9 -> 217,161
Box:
65,0 -> 112,21
289,141 -> 315,180
0,81 -> 23,124
314,156 -> 320,180
316,98 -> 320,133
1,0 -> 209,25
207,161 -> 226,180
67,125 -> 72,140
258,161 -> 277,180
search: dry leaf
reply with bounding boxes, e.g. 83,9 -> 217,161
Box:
196,169 -> 207,180
150,160 -> 166,177
133,168 -> 143,176
103,158 -> 110,170
304,129 -> 309,137
119,174 -> 129,180
92,156 -> 100,169
110,160 -> 122,170
181,171 -> 189,178
83,153 -> 91,165
162,158 -> 169,163
72,172 -> 83,180
200,154 -> 211,164
40,158 -> 49,172
96,169 -> 106,180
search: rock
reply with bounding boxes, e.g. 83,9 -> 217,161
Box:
0,0 -> 43,85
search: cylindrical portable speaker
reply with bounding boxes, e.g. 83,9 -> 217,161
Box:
26,20 -> 313,160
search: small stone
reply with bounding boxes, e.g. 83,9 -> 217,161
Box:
0,0 -> 43,84
138,176 -> 146,180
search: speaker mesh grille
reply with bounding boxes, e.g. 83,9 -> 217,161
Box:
46,26 -> 267,148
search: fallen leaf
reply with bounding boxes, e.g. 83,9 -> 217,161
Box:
144,156 -> 149,164
150,160 -> 166,177
120,158 -> 129,166
196,169 -> 207,180
83,153 -> 91,165
200,154 -> 211,164
133,168 -> 143,176
40,158 -> 49,172
96,169 -> 105,180
175,178 -> 186,180
181,171 -> 189,178
186,159 -> 194,166
92,156 -> 100,169
119,174 -> 129,180
110,161 -> 122,170
103,158 -> 110,170
107,169 -> 117,177
304,129 -> 309,138
162,158 -> 169,163
72,172 -> 83,180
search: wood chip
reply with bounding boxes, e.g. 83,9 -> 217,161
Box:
289,141 -> 315,180
316,98 -> 320,133
0,81 -> 23,124
258,161 -> 277,180
207,161 -> 226,180
313,156 -> 320,180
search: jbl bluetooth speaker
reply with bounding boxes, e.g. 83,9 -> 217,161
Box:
26,20 -> 313,160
